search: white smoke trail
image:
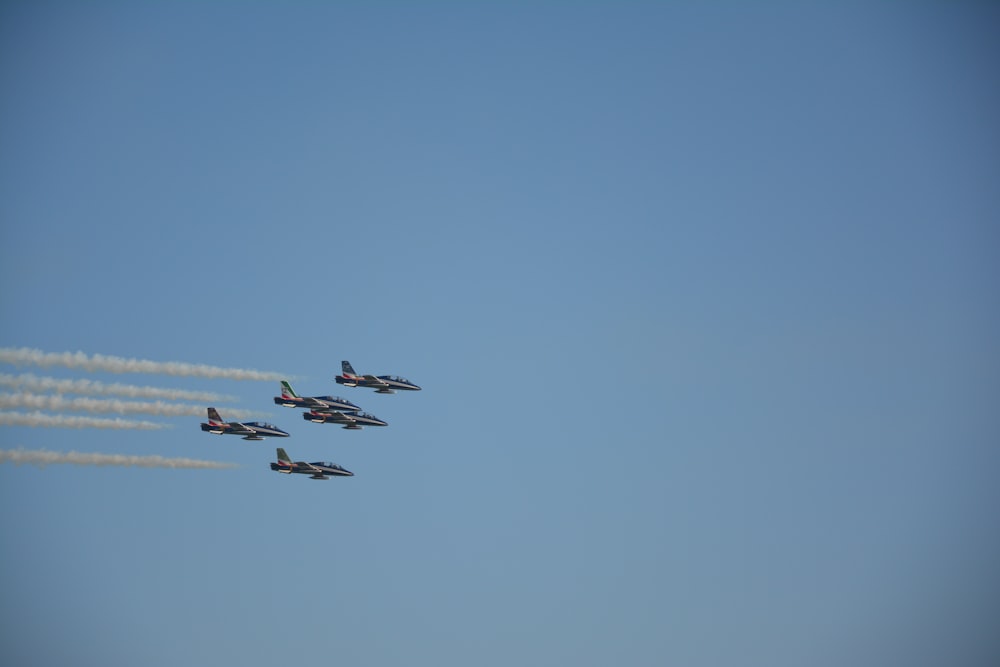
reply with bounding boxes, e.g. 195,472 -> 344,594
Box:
0,393 -> 256,420
0,347 -> 286,381
0,411 -> 166,430
0,373 -> 237,403
1,447 -> 238,470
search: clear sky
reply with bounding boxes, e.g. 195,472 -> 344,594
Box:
1,3 -> 998,666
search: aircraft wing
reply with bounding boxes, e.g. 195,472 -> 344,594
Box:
231,421 -> 254,433
296,461 -> 323,473
301,397 -> 325,408
363,374 -> 390,387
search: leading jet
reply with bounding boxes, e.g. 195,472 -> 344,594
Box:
335,360 -> 422,393
273,380 -> 362,413
303,409 -> 388,429
200,407 -> 289,441
270,447 -> 353,480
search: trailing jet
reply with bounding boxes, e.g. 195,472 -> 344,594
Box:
335,360 -> 422,393
273,380 -> 361,413
270,447 -> 353,480
200,407 -> 289,441
303,409 -> 388,429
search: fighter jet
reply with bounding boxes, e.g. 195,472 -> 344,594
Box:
302,409 -> 388,429
270,447 -> 353,480
273,380 -> 362,413
335,360 -> 422,393
200,407 -> 289,441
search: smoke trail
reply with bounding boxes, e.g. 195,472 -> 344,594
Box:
0,373 -> 237,403
1,447 -> 239,470
0,347 -> 286,381
0,411 -> 165,430
0,393 -> 256,420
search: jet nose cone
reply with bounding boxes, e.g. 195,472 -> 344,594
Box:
345,470 -> 354,476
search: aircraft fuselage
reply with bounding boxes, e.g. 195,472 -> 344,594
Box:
303,410 -> 388,429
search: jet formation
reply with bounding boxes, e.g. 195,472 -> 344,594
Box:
200,361 -> 419,480
276,379 -> 388,429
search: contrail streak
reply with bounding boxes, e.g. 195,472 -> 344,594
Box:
0,347 -> 286,381
0,411 -> 166,430
0,373 -> 237,403
1,447 -> 239,470
0,393 -> 256,420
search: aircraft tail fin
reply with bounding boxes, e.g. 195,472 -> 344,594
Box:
207,407 -> 224,424
341,360 -> 358,377
276,448 -> 292,464
280,380 -> 299,399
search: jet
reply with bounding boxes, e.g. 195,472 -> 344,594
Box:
273,380 -> 362,413
303,409 -> 388,429
335,360 -> 422,393
200,407 -> 289,441
270,447 -> 353,480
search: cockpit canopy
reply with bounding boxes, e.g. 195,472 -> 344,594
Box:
384,375 -> 410,383
319,396 -> 355,405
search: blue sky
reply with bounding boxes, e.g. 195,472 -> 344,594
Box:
1,3 -> 998,666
